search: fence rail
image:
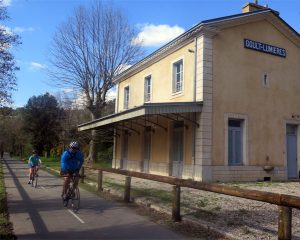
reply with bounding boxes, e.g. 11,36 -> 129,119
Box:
82,166 -> 299,240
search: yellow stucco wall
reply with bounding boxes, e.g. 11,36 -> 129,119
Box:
151,126 -> 169,163
117,42 -> 195,112
184,118 -> 193,165
212,20 -> 300,167
128,127 -> 143,162
114,116 -> 193,170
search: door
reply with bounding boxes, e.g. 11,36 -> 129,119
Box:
143,127 -> 151,173
121,131 -> 129,169
171,121 -> 184,178
228,119 -> 243,165
286,125 -> 297,179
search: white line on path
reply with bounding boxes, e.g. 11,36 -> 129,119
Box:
68,209 -> 85,223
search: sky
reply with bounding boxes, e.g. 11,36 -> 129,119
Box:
2,0 -> 300,108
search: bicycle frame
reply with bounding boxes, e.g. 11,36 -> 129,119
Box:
62,173 -> 81,212
30,166 -> 38,188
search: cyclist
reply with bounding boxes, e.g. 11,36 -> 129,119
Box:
28,150 -> 42,184
60,141 -> 84,202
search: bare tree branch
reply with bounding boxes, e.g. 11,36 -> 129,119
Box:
48,0 -> 143,163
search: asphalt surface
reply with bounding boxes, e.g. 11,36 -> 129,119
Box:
3,154 -> 186,240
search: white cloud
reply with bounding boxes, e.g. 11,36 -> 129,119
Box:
133,24 -> 185,47
106,88 -> 116,101
1,26 -> 13,35
63,88 -> 74,94
29,62 -> 47,70
13,27 -> 35,33
1,0 -> 12,6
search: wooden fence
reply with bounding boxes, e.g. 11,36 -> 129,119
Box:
81,166 -> 300,240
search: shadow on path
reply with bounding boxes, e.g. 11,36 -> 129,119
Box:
4,159 -> 49,234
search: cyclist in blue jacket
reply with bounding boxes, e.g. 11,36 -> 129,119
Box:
61,141 -> 84,200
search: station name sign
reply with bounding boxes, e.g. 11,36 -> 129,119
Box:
244,39 -> 286,58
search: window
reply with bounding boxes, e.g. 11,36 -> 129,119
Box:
124,86 -> 130,110
228,119 -> 243,165
287,124 -> 297,135
144,75 -> 151,102
172,59 -> 183,94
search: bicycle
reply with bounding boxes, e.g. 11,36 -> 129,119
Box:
30,166 -> 38,188
61,173 -> 81,212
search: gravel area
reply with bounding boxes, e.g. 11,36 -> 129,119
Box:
84,169 -> 300,240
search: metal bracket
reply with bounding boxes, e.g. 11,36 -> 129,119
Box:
159,114 -> 188,129
121,122 -> 140,135
141,116 -> 167,132
170,113 -> 199,128
114,125 -> 132,136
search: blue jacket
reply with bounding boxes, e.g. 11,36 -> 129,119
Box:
61,150 -> 84,172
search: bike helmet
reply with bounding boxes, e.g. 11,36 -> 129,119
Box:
69,141 -> 79,149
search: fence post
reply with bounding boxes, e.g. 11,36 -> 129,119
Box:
97,170 -> 103,192
80,166 -> 84,183
172,185 -> 181,222
278,205 -> 292,240
124,176 -> 131,203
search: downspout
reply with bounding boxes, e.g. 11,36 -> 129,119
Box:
192,37 -> 198,179
193,37 -> 197,102
114,84 -> 120,169
115,83 -> 119,113
113,130 -> 117,169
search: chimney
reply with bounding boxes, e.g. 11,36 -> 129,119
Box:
242,1 -> 267,13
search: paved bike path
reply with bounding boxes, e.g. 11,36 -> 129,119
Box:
3,156 -> 186,239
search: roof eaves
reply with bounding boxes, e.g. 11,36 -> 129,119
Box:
112,24 -> 205,83
113,8 -> 299,84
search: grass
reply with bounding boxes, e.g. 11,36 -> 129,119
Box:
41,157 -> 60,171
0,161 -> 16,239
227,181 -> 281,188
131,187 -> 173,203
195,197 -> 209,208
90,161 -> 113,169
40,156 -> 111,171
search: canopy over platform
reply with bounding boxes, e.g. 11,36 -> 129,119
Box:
78,102 -> 203,132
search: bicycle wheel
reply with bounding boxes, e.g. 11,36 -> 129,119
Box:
31,175 -> 34,187
34,174 -> 38,188
62,187 -> 71,207
71,187 -> 80,212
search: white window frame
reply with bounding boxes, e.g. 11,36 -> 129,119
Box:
224,113 -> 248,166
171,57 -> 184,96
124,85 -> 130,110
144,74 -> 152,103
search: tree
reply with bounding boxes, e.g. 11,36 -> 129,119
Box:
0,2 -> 21,106
49,1 -> 143,163
0,107 -> 31,158
55,90 -> 91,150
23,93 -> 63,155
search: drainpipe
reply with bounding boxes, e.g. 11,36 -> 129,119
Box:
113,130 -> 117,169
192,37 -> 198,179
115,84 -> 119,113
113,83 -> 119,169
193,37 -> 197,102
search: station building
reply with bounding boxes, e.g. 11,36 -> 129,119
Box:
78,2 -> 300,182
